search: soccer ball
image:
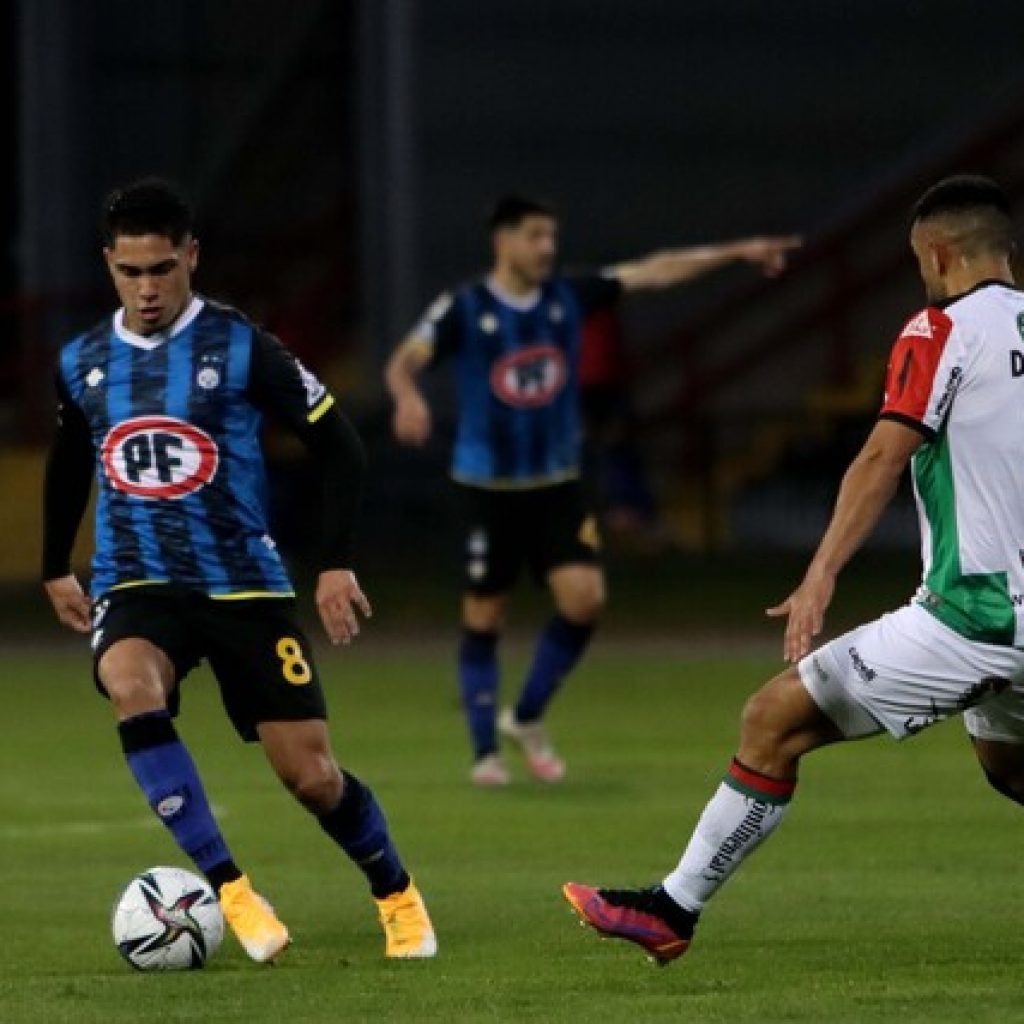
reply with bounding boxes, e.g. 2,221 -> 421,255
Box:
112,866 -> 224,970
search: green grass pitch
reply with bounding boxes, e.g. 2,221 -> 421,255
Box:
1,640 -> 1022,1023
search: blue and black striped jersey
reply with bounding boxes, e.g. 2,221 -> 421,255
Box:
414,274 -> 621,488
57,296 -> 335,599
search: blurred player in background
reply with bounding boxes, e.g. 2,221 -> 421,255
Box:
386,195 -> 800,786
565,175 -> 1024,965
42,178 -> 436,963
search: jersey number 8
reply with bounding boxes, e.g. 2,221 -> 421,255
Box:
275,637 -> 312,685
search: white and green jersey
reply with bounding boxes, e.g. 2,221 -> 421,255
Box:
879,281 -> 1024,646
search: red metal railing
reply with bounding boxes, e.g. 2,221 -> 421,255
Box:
632,92 -> 1024,548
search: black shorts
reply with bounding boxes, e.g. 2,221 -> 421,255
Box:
91,586 -> 326,742
457,480 -> 601,594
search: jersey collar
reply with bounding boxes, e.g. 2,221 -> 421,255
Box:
113,295 -> 205,350
933,278 -> 1020,309
484,275 -> 543,312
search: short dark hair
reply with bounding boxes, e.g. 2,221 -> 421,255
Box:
101,177 -> 193,247
911,174 -> 1010,223
910,174 -> 1014,257
487,194 -> 557,233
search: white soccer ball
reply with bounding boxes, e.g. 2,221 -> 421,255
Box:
112,866 -> 224,970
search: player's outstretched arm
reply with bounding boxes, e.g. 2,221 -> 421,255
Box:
611,235 -> 802,292
766,419 -> 923,663
385,335 -> 434,447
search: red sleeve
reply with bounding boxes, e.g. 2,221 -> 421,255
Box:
878,307 -> 953,429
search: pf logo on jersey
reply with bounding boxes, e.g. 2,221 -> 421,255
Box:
101,416 -> 219,499
490,344 -> 567,408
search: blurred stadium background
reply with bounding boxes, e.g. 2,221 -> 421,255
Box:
6,5 -> 1024,1021
3,1 -> 1024,618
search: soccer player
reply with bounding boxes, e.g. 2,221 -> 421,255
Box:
386,195 -> 800,786
564,174 -> 1024,965
42,178 -> 436,963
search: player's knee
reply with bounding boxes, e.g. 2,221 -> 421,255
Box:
983,767 -> 1024,807
98,639 -> 172,718
99,665 -> 166,717
555,578 -> 606,624
280,755 -> 342,812
463,596 -> 506,633
738,689 -> 790,761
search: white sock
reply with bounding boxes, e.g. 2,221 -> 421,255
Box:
662,763 -> 794,912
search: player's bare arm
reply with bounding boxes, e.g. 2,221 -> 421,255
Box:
611,235 -> 802,291
767,419 -> 923,663
385,335 -> 434,446
316,569 -> 373,646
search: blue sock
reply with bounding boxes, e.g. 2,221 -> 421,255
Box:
318,771 -> 410,898
118,711 -> 238,887
515,615 -> 595,723
458,629 -> 500,758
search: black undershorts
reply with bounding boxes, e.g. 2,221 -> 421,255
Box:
91,585 -> 326,742
456,479 -> 600,594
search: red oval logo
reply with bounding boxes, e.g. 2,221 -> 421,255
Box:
490,344 -> 567,408
101,416 -> 219,499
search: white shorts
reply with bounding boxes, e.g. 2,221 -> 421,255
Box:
797,602 -> 1024,742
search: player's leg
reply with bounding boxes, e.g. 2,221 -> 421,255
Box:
566,603 -> 1024,963
965,686 -> 1024,805
531,561 -> 605,719
972,738 -> 1024,804
102,641 -> 236,887
502,483 -> 602,781
457,483 -> 520,784
461,590 -> 511,784
498,564 -> 603,783
92,596 -> 283,958
95,595 -> 242,892
208,598 -> 435,958
100,592 -> 285,962
659,664 -> 846,907
257,718 -> 407,897
257,719 -> 436,958
564,665 -> 844,962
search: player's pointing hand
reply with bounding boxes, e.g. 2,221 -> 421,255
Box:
734,235 -> 803,277
316,569 -> 373,646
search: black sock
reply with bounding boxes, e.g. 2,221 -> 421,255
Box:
318,771 -> 411,898
653,885 -> 700,938
205,860 -> 243,893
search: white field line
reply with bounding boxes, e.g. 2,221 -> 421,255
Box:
1,805 -> 227,840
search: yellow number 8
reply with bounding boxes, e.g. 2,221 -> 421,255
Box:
276,636 -> 312,686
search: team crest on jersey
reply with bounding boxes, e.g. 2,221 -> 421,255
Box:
196,367 -> 220,389
479,313 -> 499,334
490,344 -> 567,408
549,303 -> 564,323
101,416 -> 219,500
901,311 -> 933,340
